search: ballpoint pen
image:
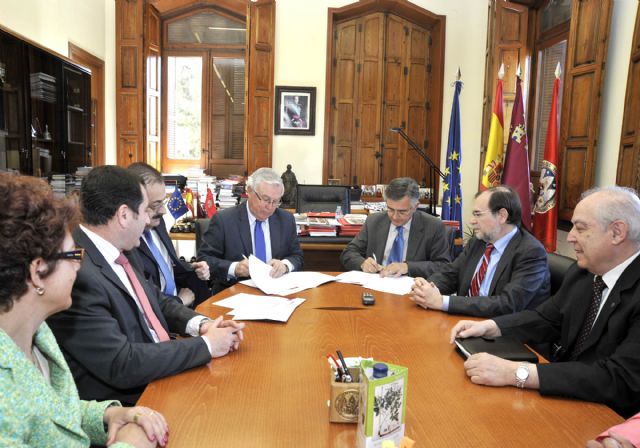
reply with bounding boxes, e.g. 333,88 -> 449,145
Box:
336,350 -> 352,383
326,354 -> 342,381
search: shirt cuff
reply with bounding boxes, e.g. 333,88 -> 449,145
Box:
227,262 -> 238,280
186,316 -> 209,337
442,295 -> 450,312
282,259 -> 294,273
200,335 -> 213,355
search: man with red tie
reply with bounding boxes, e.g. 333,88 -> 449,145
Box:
48,166 -> 244,405
410,185 -> 550,317
451,186 -> 640,418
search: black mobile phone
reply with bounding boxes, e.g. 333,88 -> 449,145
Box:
362,292 -> 375,306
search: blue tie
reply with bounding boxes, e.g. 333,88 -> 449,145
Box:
254,220 -> 267,262
143,229 -> 177,296
387,226 -> 404,265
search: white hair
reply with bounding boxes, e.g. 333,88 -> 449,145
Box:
581,186 -> 640,242
246,167 -> 284,192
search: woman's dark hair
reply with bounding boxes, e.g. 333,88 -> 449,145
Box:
0,174 -> 79,313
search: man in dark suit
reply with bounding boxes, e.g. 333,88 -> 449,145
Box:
128,162 -> 211,307
409,185 -> 550,317
197,167 -> 303,291
340,177 -> 451,278
450,186 -> 640,418
47,166 -> 244,405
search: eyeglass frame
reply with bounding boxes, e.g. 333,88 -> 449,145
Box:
386,205 -> 415,217
471,209 -> 496,218
252,189 -> 282,207
148,197 -> 169,212
52,248 -> 85,262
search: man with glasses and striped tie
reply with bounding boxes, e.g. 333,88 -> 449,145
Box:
449,186 -> 640,419
410,185 -> 550,317
197,167 -> 304,292
340,177 -> 451,278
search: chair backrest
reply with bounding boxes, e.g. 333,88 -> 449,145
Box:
194,218 -> 211,254
548,252 -> 575,295
295,184 -> 350,214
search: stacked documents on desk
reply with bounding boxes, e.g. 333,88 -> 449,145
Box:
244,255 -> 336,295
214,293 -> 305,322
336,271 -> 414,295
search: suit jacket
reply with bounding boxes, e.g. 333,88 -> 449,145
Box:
429,228 -> 550,317
197,203 -> 304,289
135,220 -> 211,306
47,227 -> 211,405
494,255 -> 640,418
0,323 -> 131,447
340,211 -> 451,278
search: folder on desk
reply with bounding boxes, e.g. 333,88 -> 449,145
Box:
455,336 -> 539,363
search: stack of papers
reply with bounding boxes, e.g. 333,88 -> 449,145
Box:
214,293 -> 305,322
336,271 -> 414,295
244,255 -> 336,295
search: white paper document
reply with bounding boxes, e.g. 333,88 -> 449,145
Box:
335,271 -> 414,295
247,255 -> 336,295
213,292 -> 305,322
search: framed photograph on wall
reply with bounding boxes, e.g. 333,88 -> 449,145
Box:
274,86 -> 316,135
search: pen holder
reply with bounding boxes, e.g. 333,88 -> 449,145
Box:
329,367 -> 361,423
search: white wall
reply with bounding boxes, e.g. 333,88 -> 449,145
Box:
0,0 -> 116,162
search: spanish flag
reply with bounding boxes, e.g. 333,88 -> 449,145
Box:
481,65 -> 505,190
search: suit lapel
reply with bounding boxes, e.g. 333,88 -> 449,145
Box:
239,205 -> 253,256
405,214 -> 423,261
268,211 -> 281,259
375,215 -> 392,261
488,229 -> 522,294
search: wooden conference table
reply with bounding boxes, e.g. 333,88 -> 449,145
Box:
138,280 -> 622,447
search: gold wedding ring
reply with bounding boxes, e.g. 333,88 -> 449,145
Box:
133,412 -> 143,424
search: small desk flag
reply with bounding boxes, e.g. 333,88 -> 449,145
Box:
167,186 -> 188,219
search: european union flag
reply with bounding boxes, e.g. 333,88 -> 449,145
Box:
442,79 -> 463,257
167,186 -> 188,219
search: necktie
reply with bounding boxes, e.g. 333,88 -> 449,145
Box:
115,253 -> 170,342
254,220 -> 267,262
568,275 -> 607,360
468,243 -> 494,296
387,226 -> 404,265
143,229 -> 177,296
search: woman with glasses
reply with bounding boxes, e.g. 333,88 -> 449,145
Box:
0,174 -> 168,447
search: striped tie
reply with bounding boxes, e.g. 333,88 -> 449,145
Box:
468,243 -> 494,297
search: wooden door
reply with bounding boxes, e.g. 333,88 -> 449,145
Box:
245,0 -> 275,174
557,0 -> 613,220
617,4 -> 640,191
115,0 -> 144,166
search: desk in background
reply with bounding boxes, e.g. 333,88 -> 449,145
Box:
138,280 -> 622,447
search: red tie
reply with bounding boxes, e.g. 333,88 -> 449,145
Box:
468,243 -> 494,297
115,253 -> 170,342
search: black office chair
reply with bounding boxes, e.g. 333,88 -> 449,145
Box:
194,218 -> 211,254
548,252 -> 575,295
295,184 -> 351,214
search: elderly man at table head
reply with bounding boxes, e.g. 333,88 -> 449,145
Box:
47,165 -> 244,405
197,167 -> 303,291
340,177 -> 451,278
410,185 -> 550,317
450,186 -> 640,418
127,162 -> 211,307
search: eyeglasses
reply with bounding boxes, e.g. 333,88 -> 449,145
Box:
53,248 -> 85,262
471,209 -> 494,218
149,198 -> 168,212
386,206 -> 413,217
253,190 -> 282,207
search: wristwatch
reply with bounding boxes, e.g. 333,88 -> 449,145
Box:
198,318 -> 212,333
515,363 -> 530,388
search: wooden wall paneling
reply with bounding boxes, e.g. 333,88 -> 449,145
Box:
245,0 -> 275,174
354,13 -> 384,185
382,14 -> 407,183
403,22 -> 430,186
558,0 -> 613,220
616,2 -> 640,190
145,3 -> 162,170
330,19 -> 358,184
116,0 -> 144,166
480,0 -> 528,180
